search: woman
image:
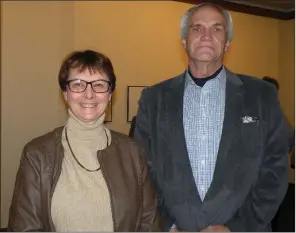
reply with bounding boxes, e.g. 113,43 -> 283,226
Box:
7,50 -> 161,232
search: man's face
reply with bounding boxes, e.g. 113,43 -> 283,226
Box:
182,6 -> 230,63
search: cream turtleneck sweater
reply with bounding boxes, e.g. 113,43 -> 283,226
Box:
51,109 -> 113,232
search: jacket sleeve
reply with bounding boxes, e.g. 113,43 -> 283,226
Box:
285,117 -> 295,153
226,88 -> 290,231
134,89 -> 174,231
137,147 -> 161,232
7,146 -> 43,232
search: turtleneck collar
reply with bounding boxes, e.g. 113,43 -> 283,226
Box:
188,65 -> 224,87
66,109 -> 107,142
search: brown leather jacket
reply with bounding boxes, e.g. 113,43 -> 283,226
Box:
7,127 -> 161,232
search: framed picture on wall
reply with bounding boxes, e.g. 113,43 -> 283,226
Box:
104,97 -> 113,123
127,86 -> 147,122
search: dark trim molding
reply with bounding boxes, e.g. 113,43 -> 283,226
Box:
0,1 -> 2,223
173,0 -> 295,20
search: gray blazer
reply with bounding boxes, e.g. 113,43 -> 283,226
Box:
134,68 -> 289,232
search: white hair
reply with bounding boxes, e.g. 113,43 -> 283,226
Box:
180,3 -> 233,41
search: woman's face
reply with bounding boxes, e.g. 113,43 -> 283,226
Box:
63,68 -> 112,124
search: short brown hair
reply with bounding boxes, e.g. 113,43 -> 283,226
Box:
58,50 -> 116,92
262,76 -> 279,91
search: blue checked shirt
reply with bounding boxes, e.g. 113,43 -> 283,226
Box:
183,68 -> 226,200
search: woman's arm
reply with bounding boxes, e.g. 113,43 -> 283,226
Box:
137,148 -> 161,232
7,146 -> 43,232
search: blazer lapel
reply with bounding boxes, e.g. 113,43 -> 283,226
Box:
163,72 -> 202,230
197,70 -> 245,229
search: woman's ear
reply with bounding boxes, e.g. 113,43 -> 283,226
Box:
63,91 -> 67,102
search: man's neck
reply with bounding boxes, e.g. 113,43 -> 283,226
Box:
188,60 -> 223,78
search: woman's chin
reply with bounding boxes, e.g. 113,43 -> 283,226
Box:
79,112 -> 103,124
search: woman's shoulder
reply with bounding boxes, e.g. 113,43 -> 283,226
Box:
110,130 -> 136,143
109,130 -> 147,170
24,126 -> 64,153
109,130 -> 144,156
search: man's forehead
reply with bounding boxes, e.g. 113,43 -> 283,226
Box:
190,6 -> 226,20
190,22 -> 225,28
189,13 -> 226,27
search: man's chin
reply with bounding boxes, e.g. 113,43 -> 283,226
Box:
191,52 -> 215,62
196,56 -> 215,62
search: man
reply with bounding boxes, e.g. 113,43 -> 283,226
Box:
134,3 -> 289,232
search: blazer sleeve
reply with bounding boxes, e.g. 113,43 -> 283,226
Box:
7,146 -> 43,232
285,117 -> 295,153
226,88 -> 290,231
134,89 -> 175,231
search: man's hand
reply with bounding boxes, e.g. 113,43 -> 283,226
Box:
200,225 -> 230,232
169,225 -> 230,232
170,226 -> 179,232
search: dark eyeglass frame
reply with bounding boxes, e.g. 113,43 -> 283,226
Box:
66,79 -> 111,93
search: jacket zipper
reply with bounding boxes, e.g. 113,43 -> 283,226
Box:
98,155 -> 116,232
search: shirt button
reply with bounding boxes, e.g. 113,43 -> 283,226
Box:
201,160 -> 205,165
200,186 -> 205,191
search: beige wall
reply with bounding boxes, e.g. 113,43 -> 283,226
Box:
1,1 -> 74,226
1,1 -> 294,227
278,19 -> 295,183
71,1 -> 283,134
279,19 -> 295,126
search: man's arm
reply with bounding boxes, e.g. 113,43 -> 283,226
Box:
134,88 -> 175,231
225,88 -> 289,231
283,115 -> 294,153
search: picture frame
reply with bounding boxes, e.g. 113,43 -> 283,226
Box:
126,86 -> 147,122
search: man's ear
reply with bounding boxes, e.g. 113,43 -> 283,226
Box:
224,41 -> 230,52
181,39 -> 187,50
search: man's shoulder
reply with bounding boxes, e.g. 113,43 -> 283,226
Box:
147,72 -> 185,91
235,73 -> 278,96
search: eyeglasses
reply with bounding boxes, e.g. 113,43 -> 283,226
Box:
66,79 -> 111,93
